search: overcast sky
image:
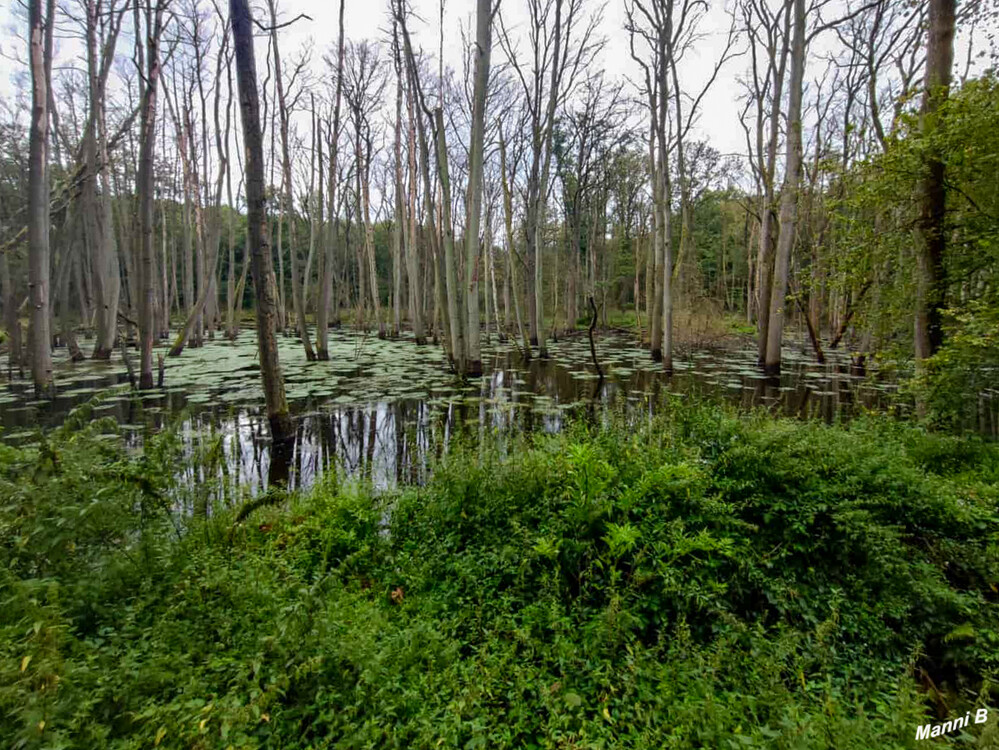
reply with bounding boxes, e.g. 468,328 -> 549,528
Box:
0,0 -> 988,165
271,0 -> 749,156
0,0 -> 780,161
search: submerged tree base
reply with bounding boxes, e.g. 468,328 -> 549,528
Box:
2,401 -> 998,747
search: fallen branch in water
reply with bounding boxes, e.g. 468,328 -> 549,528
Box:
790,288 -> 826,364
119,335 -> 136,389
588,296 -> 604,383
117,309 -> 139,329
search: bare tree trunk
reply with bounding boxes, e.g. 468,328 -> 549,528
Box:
486,200 -> 499,344
230,0 -> 293,443
432,230 -> 445,347
56,212 -> 85,362
269,0 -> 316,360
27,0 -> 55,395
533,0 -> 566,360
634,227 -> 643,342
434,108 -> 465,372
660,165 -> 673,374
462,0 -> 492,374
265,57 -> 286,333
306,102 -> 320,321
391,216 -> 401,336
403,57 -> 424,344
764,0 -> 805,377
170,30 -> 231,356
396,1 -> 443,348
169,170 -> 179,316
645,210 -> 654,347
226,173 -> 236,337
755,0 -> 792,365
160,195 -> 170,338
182,190 -> 194,334
914,0 -> 955,365
499,125 -> 531,357
1,235 -> 21,373
224,45 -> 238,340
361,139 -> 384,339
353,166 -> 367,331
182,87 -> 208,347
82,0 -> 124,360
649,123 -> 664,362
135,0 -> 166,390
317,0 -> 345,359
501,227 -> 511,339
392,27 -> 404,339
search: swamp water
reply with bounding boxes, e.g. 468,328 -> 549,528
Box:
0,331 -> 899,493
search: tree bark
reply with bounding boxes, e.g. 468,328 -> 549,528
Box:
499,124 -> 531,358
462,0 -> 493,375
169,33 -> 231,357
135,2 -> 166,389
361,133 -> 384,339
225,45 -> 238,340
317,0 -> 345,359
914,0 -> 955,364
83,0 -> 123,360
403,52 -> 424,344
646,85 -> 663,362
764,0 -> 806,377
396,1 -> 442,348
434,108 -> 465,373
392,34 -> 404,339
754,0 -> 792,366
27,0 -> 55,396
269,0 -> 316,360
231,0 -> 293,443
0,234 -> 20,372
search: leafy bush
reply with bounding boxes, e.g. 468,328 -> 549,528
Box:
2,402 -> 998,748
912,300 -> 999,431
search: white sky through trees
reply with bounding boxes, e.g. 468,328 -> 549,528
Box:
271,0 -> 746,153
0,0 -> 989,179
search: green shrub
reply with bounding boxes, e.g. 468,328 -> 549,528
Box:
2,401 -> 997,748
912,300 -> 999,432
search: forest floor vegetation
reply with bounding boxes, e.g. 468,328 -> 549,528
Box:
2,398 -> 999,748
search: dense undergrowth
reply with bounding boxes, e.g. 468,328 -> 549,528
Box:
2,398 -> 999,748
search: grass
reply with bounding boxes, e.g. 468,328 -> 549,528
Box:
2,398 -> 999,748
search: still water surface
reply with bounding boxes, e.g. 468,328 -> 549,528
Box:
0,331 -> 910,492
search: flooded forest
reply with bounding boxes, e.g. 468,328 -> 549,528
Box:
2,0 -> 999,747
